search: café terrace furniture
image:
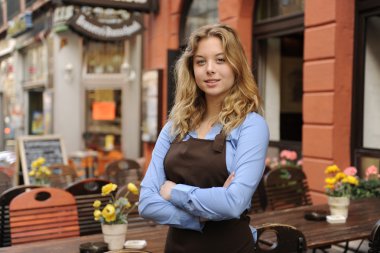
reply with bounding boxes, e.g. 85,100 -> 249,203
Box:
250,197 -> 380,250
115,184 -> 156,229
1,197 -> 379,252
65,178 -> 112,236
254,223 -> 306,253
264,166 -> 312,211
9,187 -> 80,245
104,158 -> 143,186
369,219 -> 380,253
0,185 -> 42,247
47,164 -> 79,188
0,171 -> 12,195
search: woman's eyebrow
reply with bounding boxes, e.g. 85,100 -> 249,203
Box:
194,53 -> 225,58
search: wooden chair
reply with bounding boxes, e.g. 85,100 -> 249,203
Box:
0,171 -> 12,195
264,166 -> 312,210
48,164 -> 79,188
115,184 -> 156,229
369,219 -> 380,253
254,223 -> 307,253
65,178 -> 112,236
0,185 -> 42,247
104,158 -> 143,186
9,187 -> 79,245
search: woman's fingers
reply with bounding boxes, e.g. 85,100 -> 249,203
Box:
223,171 -> 235,188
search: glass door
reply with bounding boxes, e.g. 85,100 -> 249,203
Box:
84,89 -> 122,152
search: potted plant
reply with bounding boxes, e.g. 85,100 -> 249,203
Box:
93,182 -> 139,250
28,157 -> 51,185
324,165 -> 360,218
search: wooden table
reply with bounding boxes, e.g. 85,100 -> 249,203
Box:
250,197 -> 380,249
1,198 -> 379,252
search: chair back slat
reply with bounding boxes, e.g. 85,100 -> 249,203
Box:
65,178 -> 111,236
9,187 -> 79,245
254,223 -> 307,253
0,185 -> 42,247
264,167 -> 312,211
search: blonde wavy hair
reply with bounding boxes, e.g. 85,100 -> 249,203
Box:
169,23 -> 261,140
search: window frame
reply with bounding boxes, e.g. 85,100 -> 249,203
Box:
351,0 -> 380,175
253,2 -> 304,155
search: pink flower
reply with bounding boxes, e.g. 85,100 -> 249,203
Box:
297,159 -> 303,166
288,151 -> 298,161
280,150 -> 290,159
366,165 -> 378,178
280,159 -> 287,166
343,166 -> 357,176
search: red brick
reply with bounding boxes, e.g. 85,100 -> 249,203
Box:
305,0 -> 336,27
304,24 -> 336,60
303,93 -> 334,124
304,59 -> 335,92
303,125 -> 333,159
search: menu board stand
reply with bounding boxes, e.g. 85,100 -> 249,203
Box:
17,135 -> 67,185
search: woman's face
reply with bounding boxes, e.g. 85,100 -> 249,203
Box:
193,37 -> 235,102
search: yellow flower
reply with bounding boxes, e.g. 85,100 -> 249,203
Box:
325,177 -> 336,185
28,169 -> 36,177
325,164 -> 340,174
94,210 -> 102,220
127,183 -> 139,195
102,183 -> 117,196
93,200 -> 101,208
102,204 -> 116,222
344,176 -> 359,186
125,201 -> 132,209
335,172 -> 346,181
31,161 -> 39,168
40,166 -> 51,176
35,157 -> 46,167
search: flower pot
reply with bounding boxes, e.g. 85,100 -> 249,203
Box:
101,223 -> 128,250
328,196 -> 350,218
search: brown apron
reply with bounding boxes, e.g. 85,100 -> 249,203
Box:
163,133 -> 254,253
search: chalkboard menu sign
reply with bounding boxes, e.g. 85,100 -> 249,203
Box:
17,135 -> 67,184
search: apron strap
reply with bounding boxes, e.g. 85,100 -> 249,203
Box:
213,132 -> 225,153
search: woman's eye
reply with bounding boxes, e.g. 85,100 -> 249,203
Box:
196,60 -> 205,65
216,58 -> 225,63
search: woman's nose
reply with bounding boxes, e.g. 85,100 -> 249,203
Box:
206,61 -> 215,74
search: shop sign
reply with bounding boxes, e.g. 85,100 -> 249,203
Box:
62,0 -> 158,13
68,8 -> 143,41
7,12 -> 33,38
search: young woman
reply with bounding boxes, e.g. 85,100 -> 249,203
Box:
138,24 -> 269,253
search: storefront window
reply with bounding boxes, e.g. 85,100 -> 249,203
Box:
6,0 -> 21,21
352,1 -> 380,176
23,44 -> 46,82
183,0 -> 218,44
26,0 -> 37,7
254,1 -> 304,156
84,89 -> 122,151
84,40 -> 124,74
256,0 -> 304,22
0,56 -> 23,150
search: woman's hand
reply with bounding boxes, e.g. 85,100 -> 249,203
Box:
160,180 -> 177,200
223,171 -> 235,188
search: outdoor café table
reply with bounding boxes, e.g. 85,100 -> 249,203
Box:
0,225 -> 169,253
1,198 -> 379,252
249,197 -> 380,249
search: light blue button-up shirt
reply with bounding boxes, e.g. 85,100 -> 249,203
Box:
138,112 -> 269,233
